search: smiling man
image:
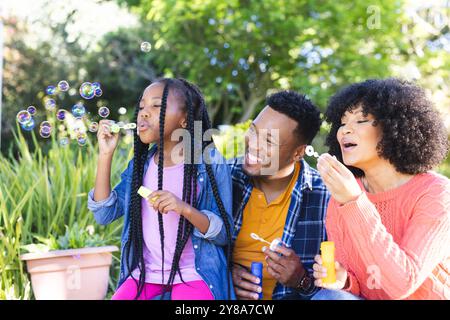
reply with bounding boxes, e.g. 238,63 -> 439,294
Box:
229,90 -> 330,300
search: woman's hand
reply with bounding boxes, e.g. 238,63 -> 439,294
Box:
97,120 -> 120,156
317,153 -> 362,205
312,254 -> 348,290
148,190 -> 190,215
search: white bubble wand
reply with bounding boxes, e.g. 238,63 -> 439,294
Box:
106,121 -> 137,133
250,233 -> 282,251
305,145 -> 320,159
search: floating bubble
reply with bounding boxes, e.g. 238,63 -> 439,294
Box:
72,103 -> 86,118
305,145 -> 315,157
313,152 -> 319,158
98,106 -> 110,118
118,107 -> 127,115
59,137 -> 69,146
73,119 -> 87,134
39,125 -> 52,138
27,106 -> 37,116
56,109 -> 67,121
77,134 -> 87,146
94,88 -> 103,97
140,41 -> 152,52
16,110 -> 32,124
88,122 -> 99,133
92,82 -> 101,90
20,118 -> 35,131
46,85 -> 56,95
58,124 -> 66,132
45,98 -> 56,111
40,121 -> 52,128
58,80 -> 70,92
79,82 -> 95,99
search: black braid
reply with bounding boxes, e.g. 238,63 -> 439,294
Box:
126,96 -> 149,300
157,81 -> 170,292
165,87 -> 196,292
128,77 -> 232,300
178,78 -> 233,299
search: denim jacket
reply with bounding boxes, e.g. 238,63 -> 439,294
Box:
87,144 -> 236,300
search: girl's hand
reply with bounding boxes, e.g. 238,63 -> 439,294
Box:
312,255 -> 348,290
317,153 -> 362,205
148,190 -> 190,215
97,120 -> 120,156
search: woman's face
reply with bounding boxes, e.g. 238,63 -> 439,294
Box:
336,106 -> 382,170
137,82 -> 186,144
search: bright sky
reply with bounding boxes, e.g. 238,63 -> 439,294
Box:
1,0 -> 138,49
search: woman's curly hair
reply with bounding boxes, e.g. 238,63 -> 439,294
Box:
325,78 -> 449,177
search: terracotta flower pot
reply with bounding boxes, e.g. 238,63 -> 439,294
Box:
20,245 -> 119,300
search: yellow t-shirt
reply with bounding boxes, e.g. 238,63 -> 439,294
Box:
233,162 -> 300,300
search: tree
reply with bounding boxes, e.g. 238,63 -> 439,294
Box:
117,0 -> 403,124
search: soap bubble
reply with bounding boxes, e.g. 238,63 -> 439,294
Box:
46,85 -> 56,95
39,125 -> 52,138
27,106 -> 37,116
92,82 -> 101,90
45,98 -> 56,111
118,107 -> 127,115
16,110 -> 32,124
72,119 -> 86,134
88,122 -> 99,133
314,152 -> 319,158
56,109 -> 67,121
40,121 -> 51,128
79,82 -> 95,99
58,80 -> 70,92
98,106 -> 110,118
59,137 -> 69,146
72,103 -> 86,118
58,124 -> 66,132
94,88 -> 103,97
305,145 -> 315,157
77,133 -> 87,146
20,118 -> 36,131
140,41 -> 152,52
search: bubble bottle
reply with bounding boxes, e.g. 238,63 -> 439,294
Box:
320,241 -> 336,284
250,262 -> 263,300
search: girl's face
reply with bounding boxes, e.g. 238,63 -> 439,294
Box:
336,106 -> 382,170
137,82 -> 187,144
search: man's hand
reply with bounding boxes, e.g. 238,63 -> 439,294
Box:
262,242 -> 305,288
232,264 -> 262,300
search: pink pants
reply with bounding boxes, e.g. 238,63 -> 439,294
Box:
111,279 -> 214,300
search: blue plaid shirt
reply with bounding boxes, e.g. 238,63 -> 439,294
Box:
229,158 -> 330,300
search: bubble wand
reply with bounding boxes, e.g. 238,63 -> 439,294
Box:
250,233 -> 282,251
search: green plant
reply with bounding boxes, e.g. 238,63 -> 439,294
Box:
213,120 -> 252,159
0,127 -> 131,299
21,222 -> 110,254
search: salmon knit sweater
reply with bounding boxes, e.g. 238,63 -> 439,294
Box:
326,171 -> 450,300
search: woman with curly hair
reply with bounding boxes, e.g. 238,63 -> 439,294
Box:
312,78 -> 450,300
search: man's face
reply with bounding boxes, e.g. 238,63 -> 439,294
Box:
243,106 -> 304,176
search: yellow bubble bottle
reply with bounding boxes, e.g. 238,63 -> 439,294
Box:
320,241 -> 336,284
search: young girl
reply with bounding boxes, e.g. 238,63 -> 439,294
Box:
88,78 -> 235,300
